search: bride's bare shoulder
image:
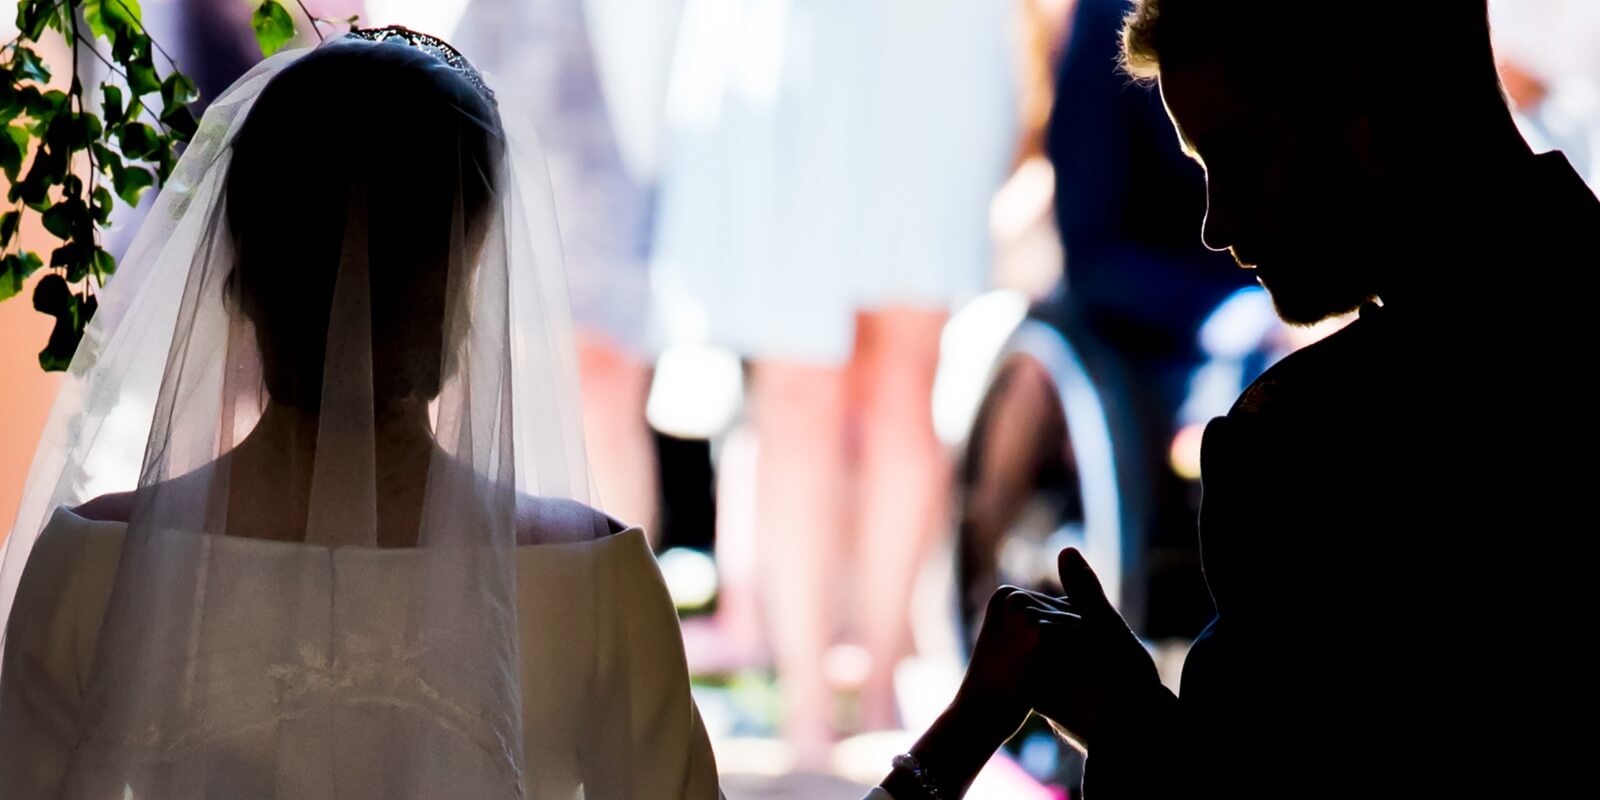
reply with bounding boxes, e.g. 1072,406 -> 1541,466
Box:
71,485 -> 629,545
515,495 -> 628,545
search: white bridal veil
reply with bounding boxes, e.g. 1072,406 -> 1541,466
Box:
0,29 -> 623,798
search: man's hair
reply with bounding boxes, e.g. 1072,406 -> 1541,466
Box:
1120,0 -> 1173,82
1120,1 -> 1504,115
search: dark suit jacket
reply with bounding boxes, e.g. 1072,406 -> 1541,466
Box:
1085,151 -> 1600,797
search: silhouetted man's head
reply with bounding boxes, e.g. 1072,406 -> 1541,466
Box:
1123,1 -> 1524,324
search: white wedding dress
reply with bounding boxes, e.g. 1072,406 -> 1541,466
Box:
2,506 -> 720,799
0,30 -> 723,800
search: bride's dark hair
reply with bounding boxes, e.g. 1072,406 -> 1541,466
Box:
224,35 -> 504,410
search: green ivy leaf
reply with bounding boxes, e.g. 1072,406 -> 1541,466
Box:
113,163 -> 154,204
125,52 -> 160,97
11,46 -> 51,84
60,198 -> 94,246
36,289 -> 96,369
81,0 -> 113,41
0,210 -> 19,248
94,248 -> 117,282
7,0 -> 206,367
15,144 -> 65,208
160,72 -> 198,113
41,203 -> 73,239
109,25 -> 136,63
251,1 -> 297,57
83,0 -> 145,48
32,271 -> 69,316
0,124 -> 27,181
12,170 -> 51,208
11,85 -> 40,120
45,199 -> 94,241
92,186 -> 115,225
111,0 -> 146,29
71,113 -> 103,150
42,103 -> 73,148
0,257 -> 19,302
160,104 -> 197,143
23,195 -> 52,213
93,142 -> 120,175
0,249 -> 45,301
118,121 -> 160,160
26,89 -> 67,121
155,141 -> 176,181
101,83 -> 124,127
0,78 -> 21,125
65,254 -> 91,283
47,6 -> 72,40
39,315 -> 80,371
18,2 -> 51,40
69,206 -> 97,247
51,241 -> 93,282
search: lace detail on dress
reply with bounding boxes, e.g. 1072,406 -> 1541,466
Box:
104,628 -> 514,779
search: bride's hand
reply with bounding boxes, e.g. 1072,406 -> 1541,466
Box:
948,586 -> 1078,740
888,587 -> 1076,798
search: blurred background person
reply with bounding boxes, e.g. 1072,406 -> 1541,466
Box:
454,0 -> 684,532
1490,0 -> 1600,188
652,0 -> 1021,767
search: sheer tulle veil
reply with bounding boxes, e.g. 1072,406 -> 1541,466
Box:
0,29 -> 608,797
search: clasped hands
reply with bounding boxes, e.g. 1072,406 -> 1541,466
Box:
947,548 -> 1165,751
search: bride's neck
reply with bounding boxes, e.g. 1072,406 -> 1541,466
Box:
251,398 -> 436,461
228,398 -> 439,545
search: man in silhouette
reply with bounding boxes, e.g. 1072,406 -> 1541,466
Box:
876,2 -> 1597,797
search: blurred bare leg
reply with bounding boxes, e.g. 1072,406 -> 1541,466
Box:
852,307 -> 950,731
576,332 -> 657,535
968,357 -> 1063,543
753,360 -> 849,769
961,356 -> 1067,622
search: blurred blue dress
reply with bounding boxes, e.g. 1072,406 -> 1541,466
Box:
651,0 -> 1020,364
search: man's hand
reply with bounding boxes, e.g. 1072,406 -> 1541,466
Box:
1030,549 -> 1165,748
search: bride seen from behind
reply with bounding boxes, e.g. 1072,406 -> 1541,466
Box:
0,29 -> 720,799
